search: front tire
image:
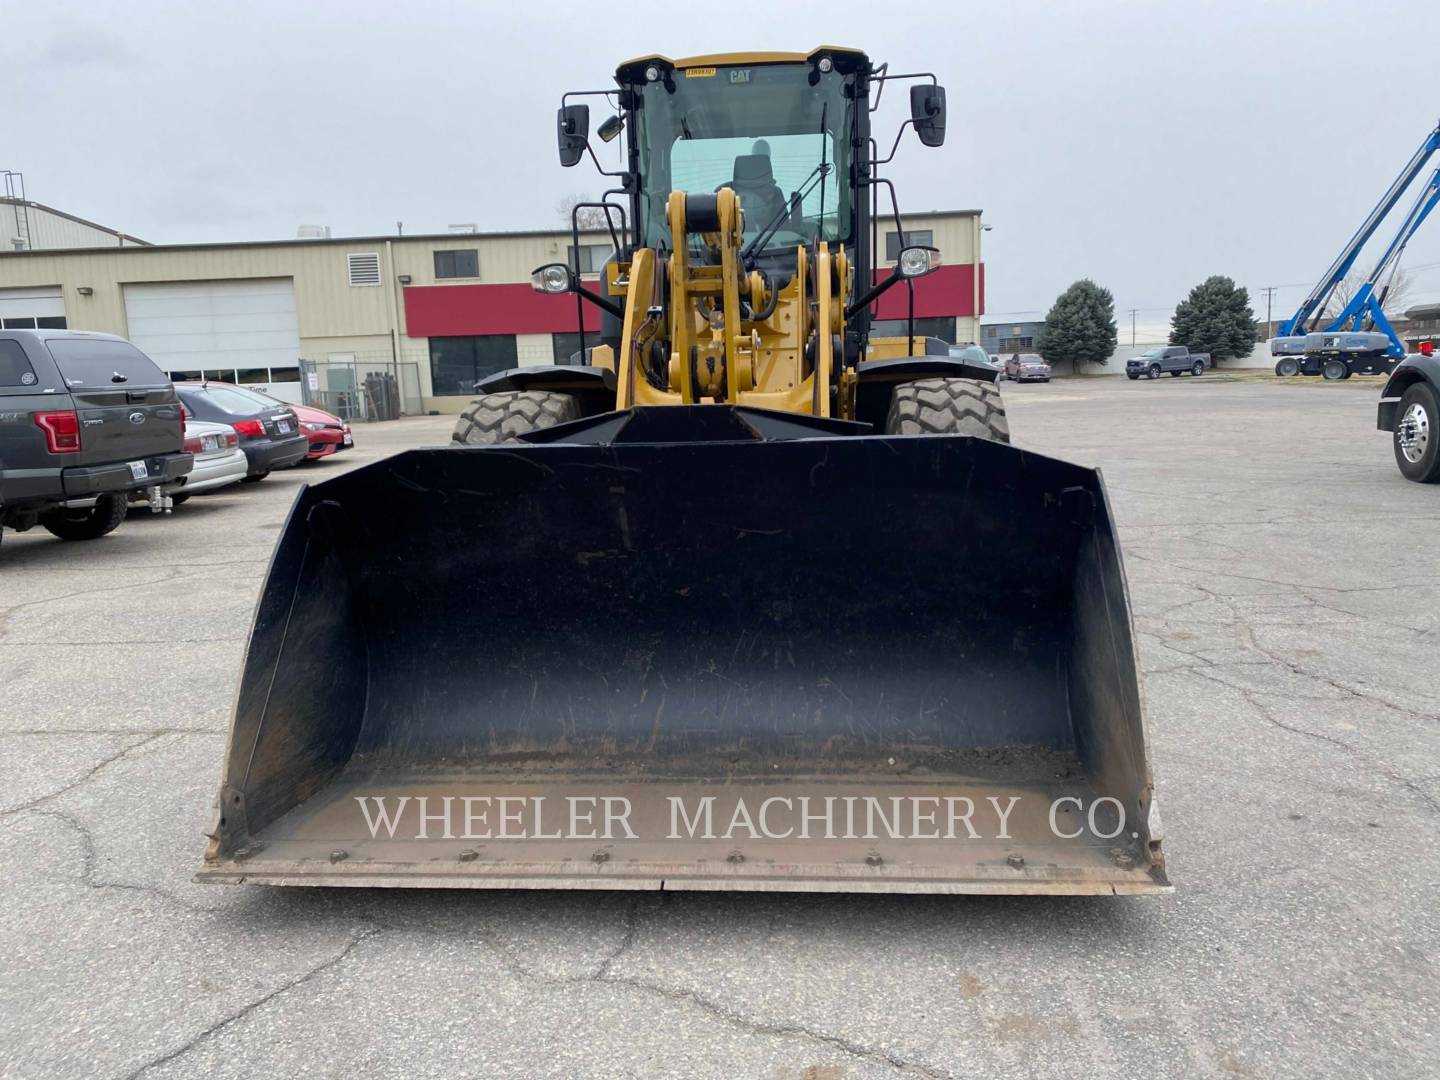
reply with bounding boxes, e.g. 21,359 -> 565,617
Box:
1127,373 -> 1140,381
40,494 -> 127,541
1322,359 -> 1348,381
452,391 -> 581,445
1394,382 -> 1440,483
1147,365 -> 1161,380
1191,361 -> 1204,376
885,378 -> 1009,443
1275,358 -> 1300,377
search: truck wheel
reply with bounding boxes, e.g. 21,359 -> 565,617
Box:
1394,382 -> 1440,483
241,472 -> 269,484
40,494 -> 128,541
452,391 -> 581,445
1191,360 -> 1205,376
885,378 -> 1009,443
1322,360 -> 1348,381
1275,358 -> 1300,377
1147,364 -> 1161,380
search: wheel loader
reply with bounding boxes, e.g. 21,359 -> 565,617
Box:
197,47 -> 1169,894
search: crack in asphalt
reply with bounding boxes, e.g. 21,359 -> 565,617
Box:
467,898 -> 947,1078
119,927 -> 383,1080
27,807 -> 213,913
1185,666 -> 1440,815
0,732 -> 170,817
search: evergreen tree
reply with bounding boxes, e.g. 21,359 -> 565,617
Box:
1041,280 -> 1118,373
1170,276 -> 1256,362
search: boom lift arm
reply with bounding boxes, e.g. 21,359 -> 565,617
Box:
1277,122 -> 1440,358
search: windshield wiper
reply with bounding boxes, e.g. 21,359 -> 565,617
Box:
740,102 -> 830,264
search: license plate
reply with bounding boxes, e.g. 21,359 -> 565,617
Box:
128,460 -> 148,481
201,434 -> 220,451
277,421 -> 292,433
342,432 -> 353,446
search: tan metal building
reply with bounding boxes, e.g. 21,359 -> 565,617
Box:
0,210 -> 984,415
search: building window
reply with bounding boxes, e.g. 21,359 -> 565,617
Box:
997,336 -> 1035,352
552,332 -> 589,364
884,229 -> 934,260
434,249 -> 480,279
566,244 -> 612,275
36,316 -> 67,329
428,335 -> 518,395
347,252 -> 381,287
870,316 -> 956,343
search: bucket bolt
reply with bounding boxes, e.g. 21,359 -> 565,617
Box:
1006,854 -> 1025,870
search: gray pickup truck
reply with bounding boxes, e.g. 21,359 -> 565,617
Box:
1,330 -> 191,547
1126,345 -> 1211,380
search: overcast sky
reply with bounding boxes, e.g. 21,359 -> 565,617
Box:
6,0 -> 1440,336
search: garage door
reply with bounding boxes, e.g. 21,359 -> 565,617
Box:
123,279 -> 303,403
0,286 -> 66,329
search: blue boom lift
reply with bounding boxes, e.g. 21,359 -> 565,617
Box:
1273,122 -> 1440,380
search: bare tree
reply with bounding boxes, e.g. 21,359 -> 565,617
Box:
556,194 -> 616,231
1323,267 -> 1414,324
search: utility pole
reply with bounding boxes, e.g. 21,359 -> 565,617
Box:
1128,308 -> 1138,347
1258,286 -> 1277,337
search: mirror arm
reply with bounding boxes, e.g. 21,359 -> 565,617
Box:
584,142 -> 627,179
871,120 -> 916,167
845,272 -> 904,320
572,280 -> 626,321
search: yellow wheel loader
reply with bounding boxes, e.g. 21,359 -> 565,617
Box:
198,47 -> 1169,894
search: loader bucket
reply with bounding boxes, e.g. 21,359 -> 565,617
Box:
197,407 -> 1169,894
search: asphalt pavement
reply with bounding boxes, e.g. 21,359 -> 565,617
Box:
2,374 -> 1436,1079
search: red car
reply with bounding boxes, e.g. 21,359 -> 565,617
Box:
291,403 -> 354,460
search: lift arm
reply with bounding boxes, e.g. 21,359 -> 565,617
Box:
1278,123 -> 1440,344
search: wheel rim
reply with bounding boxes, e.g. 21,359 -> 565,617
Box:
1149,367 -> 1159,379
1398,402 -> 1431,464
1324,362 -> 1344,380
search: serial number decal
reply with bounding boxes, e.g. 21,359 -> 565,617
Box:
684,67 -> 716,78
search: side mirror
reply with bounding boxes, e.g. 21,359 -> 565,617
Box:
909,85 -> 947,148
896,246 -> 942,279
530,263 -> 576,295
596,114 -> 624,143
557,104 -> 590,168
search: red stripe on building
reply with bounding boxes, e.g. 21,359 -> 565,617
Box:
403,262 -> 983,338
404,282 -> 603,337
872,263 -> 983,320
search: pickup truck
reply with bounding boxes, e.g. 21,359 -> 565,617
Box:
0,330 -> 191,547
1126,346 -> 1211,380
1376,345 -> 1440,483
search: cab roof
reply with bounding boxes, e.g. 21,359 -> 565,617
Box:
617,46 -> 869,78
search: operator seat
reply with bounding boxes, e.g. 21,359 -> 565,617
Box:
729,154 -> 788,236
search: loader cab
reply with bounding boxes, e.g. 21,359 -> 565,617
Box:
613,51 -> 863,264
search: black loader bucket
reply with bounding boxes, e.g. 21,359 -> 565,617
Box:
197,407 -> 1169,894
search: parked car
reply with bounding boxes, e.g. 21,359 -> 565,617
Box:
1127,346 -> 1211,380
173,382 -> 308,481
244,396 -> 353,460
132,418 -> 248,507
0,330 -> 191,546
1004,353 -> 1052,382
947,343 -> 1001,376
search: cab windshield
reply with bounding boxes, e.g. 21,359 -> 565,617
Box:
634,63 -> 852,254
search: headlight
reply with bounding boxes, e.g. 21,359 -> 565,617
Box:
303,422 -> 325,431
896,245 -> 942,279
530,263 -> 573,294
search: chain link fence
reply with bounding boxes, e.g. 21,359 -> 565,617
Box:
300,352 -> 423,421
